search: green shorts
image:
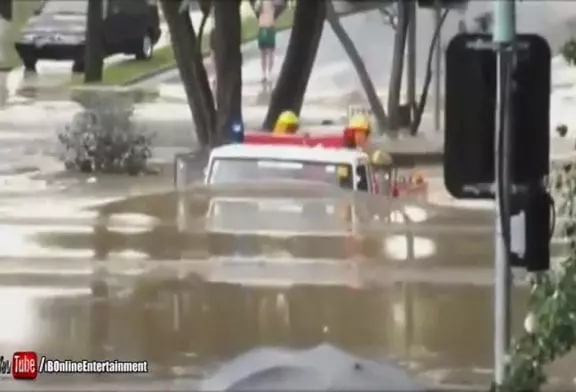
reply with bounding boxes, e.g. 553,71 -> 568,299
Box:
258,27 -> 276,50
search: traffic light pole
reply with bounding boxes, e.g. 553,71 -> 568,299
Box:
433,0 -> 442,131
492,0 -> 515,387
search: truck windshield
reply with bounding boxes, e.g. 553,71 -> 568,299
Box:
207,158 -> 356,189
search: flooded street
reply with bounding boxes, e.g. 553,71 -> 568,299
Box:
1,65 -> 576,389
0,183 -> 573,390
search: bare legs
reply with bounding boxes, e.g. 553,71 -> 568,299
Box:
266,49 -> 275,81
260,48 -> 267,82
259,48 -> 276,83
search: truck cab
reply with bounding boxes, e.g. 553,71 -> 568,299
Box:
202,144 -> 375,193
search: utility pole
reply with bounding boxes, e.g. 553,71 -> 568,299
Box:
84,0 -> 104,82
407,0 -> 417,134
433,0 -> 441,132
492,0 -> 515,387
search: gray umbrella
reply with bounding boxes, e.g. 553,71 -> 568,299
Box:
200,344 -> 425,391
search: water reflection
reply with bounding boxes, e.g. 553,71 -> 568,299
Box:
384,235 -> 436,261
0,185 -> 574,387
70,89 -> 160,109
0,286 -> 91,352
0,271 -> 537,386
25,184 -> 499,265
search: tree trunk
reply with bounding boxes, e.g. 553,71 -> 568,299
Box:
386,0 -> 409,131
213,0 -> 242,145
0,0 -> 11,69
326,0 -> 388,134
197,0 -> 212,44
411,9 -> 449,134
84,0 -> 104,83
160,0 -> 215,147
262,0 -> 326,130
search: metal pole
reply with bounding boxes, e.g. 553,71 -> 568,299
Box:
433,0 -> 441,132
492,0 -> 515,387
407,0 -> 417,132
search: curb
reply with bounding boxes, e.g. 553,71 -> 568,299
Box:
123,63 -> 176,87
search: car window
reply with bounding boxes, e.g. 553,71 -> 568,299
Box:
41,0 -> 87,14
207,158 -> 353,187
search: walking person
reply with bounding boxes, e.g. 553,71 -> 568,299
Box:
255,0 -> 277,84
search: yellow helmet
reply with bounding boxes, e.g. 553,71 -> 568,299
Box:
348,114 -> 370,131
277,110 -> 299,126
371,150 -> 393,166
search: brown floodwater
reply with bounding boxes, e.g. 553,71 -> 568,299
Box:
0,183 -> 574,389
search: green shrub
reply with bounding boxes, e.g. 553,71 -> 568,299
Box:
58,97 -> 154,175
561,38 -> 576,66
497,163 -> 576,392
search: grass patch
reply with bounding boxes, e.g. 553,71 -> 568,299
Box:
99,6 -> 295,86
0,0 -> 41,69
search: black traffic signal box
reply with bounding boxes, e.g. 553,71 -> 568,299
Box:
444,34 -> 551,199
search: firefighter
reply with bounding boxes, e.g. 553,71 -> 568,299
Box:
343,115 -> 393,166
273,110 -> 299,135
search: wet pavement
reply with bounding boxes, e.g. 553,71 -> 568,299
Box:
0,183 -> 574,389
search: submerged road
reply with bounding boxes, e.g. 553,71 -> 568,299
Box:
0,184 -> 574,389
0,3 -> 576,389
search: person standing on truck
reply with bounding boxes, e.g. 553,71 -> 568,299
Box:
343,115 -> 393,166
255,0 -> 277,83
343,114 -> 395,194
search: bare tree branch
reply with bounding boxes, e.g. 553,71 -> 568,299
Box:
378,5 -> 397,30
411,9 -> 450,134
197,0 -> 212,44
326,0 -> 388,133
386,0 -> 409,131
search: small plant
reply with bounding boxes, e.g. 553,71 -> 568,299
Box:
496,162 -> 576,392
561,38 -> 576,66
58,98 -> 154,175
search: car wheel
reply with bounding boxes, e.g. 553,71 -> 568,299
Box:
22,57 -> 37,73
72,59 -> 85,73
135,32 -> 153,60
